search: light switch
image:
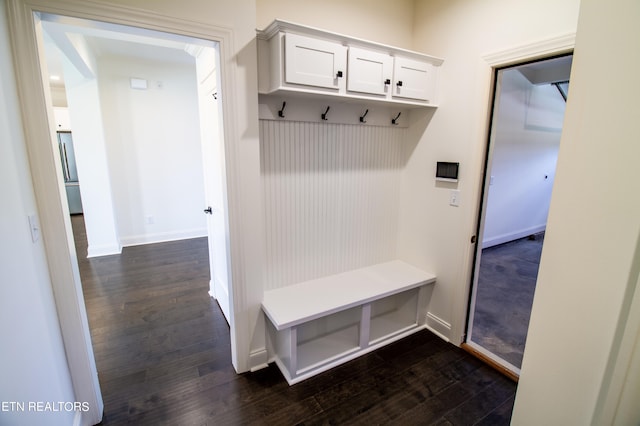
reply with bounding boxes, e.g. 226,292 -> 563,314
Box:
449,190 -> 460,207
28,214 -> 40,243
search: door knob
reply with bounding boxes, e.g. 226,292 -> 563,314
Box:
204,206 -> 213,214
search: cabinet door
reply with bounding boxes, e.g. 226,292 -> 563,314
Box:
347,47 -> 393,96
393,57 -> 436,101
284,33 -> 347,90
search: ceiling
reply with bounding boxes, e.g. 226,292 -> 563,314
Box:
517,55 -> 572,85
41,14 -> 210,89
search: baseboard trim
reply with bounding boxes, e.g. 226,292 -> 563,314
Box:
87,242 -> 122,258
249,348 -> 269,372
425,312 -> 451,342
119,228 -> 207,247
482,224 -> 546,249
208,278 -> 217,300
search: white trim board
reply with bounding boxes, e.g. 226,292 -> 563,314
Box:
425,312 -> 451,342
118,228 -> 208,248
86,242 -> 122,258
483,33 -> 575,67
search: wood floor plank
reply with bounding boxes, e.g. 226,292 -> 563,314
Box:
442,377 -> 516,425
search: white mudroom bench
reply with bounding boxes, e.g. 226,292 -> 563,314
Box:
261,260 -> 436,384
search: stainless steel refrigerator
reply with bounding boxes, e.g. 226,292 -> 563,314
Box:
57,131 -> 83,214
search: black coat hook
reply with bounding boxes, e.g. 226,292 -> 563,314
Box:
359,109 -> 369,123
392,112 -> 401,125
278,101 -> 286,118
321,106 -> 330,121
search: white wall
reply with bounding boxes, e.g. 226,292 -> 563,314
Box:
257,0 -> 415,50
482,69 -> 565,247
98,55 -> 206,246
0,4 -> 77,424
50,86 -> 67,107
399,0 -> 580,342
512,0 -> 640,422
64,51 -> 121,258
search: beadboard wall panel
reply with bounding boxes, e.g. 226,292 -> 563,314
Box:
260,120 -> 406,290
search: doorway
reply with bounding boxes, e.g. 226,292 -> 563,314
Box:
466,55 -> 572,377
7,2 -> 249,420
37,11 -> 234,417
39,13 -> 231,325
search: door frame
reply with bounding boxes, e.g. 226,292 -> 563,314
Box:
458,34 -> 576,376
6,1 -> 246,423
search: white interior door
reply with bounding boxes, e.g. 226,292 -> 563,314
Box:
193,45 -> 231,324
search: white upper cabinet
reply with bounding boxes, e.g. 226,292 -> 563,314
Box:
393,57 -> 436,102
257,20 -> 443,108
347,47 -> 393,96
285,33 -> 347,90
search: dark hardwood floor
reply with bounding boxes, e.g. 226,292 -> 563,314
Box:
71,215 -> 516,425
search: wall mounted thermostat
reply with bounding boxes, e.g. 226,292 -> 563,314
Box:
436,162 -> 459,182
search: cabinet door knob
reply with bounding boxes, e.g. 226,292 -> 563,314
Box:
384,79 -> 391,85
336,70 -> 343,78
397,80 -> 403,87
204,206 -> 213,215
